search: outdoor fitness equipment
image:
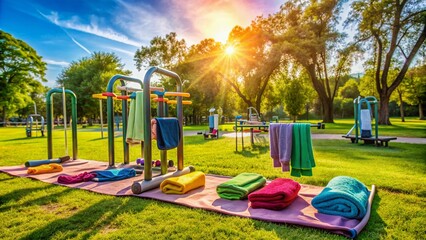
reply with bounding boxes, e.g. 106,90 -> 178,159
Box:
131,66 -> 194,194
343,96 -> 397,146
204,108 -> 219,140
26,114 -> 45,137
46,88 -> 78,160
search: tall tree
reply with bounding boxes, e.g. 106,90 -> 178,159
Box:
349,0 -> 426,124
269,0 -> 356,123
0,30 -> 47,125
282,73 -> 310,122
56,52 -> 131,123
219,18 -> 283,114
134,32 -> 187,72
405,64 -> 426,119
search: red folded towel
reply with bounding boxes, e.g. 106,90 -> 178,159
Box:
58,172 -> 96,184
248,178 -> 301,210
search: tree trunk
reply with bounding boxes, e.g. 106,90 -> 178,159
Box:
378,94 -> 392,125
322,98 -> 334,123
398,93 -> 405,122
1,107 -> 7,127
419,103 -> 424,120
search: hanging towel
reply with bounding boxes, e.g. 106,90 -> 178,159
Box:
155,117 -> 180,150
91,168 -> 136,182
126,91 -> 144,145
248,178 -> 301,210
269,123 -> 293,172
160,171 -> 206,194
58,172 -> 96,184
151,118 -> 157,140
291,123 -> 315,177
312,176 -> 369,219
27,163 -> 63,175
217,173 -> 266,200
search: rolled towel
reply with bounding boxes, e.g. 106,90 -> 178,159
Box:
91,168 -> 136,182
27,163 -> 63,175
160,171 -> 205,194
58,172 -> 96,184
248,178 -> 301,210
217,173 -> 266,200
311,176 -> 369,219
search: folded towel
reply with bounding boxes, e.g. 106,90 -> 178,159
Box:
155,117 -> 180,150
27,163 -> 63,175
291,123 -> 316,177
126,91 -> 144,145
91,168 -> 136,182
269,123 -> 293,172
248,178 -> 301,210
58,172 -> 96,184
312,176 -> 369,219
217,173 -> 266,200
160,171 -> 205,194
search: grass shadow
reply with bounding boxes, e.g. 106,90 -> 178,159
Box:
20,197 -> 150,239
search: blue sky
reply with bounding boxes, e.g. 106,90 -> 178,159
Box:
0,0 -> 360,87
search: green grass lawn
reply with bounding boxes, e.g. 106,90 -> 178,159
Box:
184,117 -> 426,138
0,123 -> 425,239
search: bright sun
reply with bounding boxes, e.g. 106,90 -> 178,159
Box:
225,46 -> 235,55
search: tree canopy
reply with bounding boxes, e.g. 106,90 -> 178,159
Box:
56,52 -> 131,122
348,0 -> 426,124
0,30 -> 47,124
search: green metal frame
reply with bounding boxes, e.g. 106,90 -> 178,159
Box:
46,88 -> 78,160
142,66 -> 184,181
105,75 -> 144,167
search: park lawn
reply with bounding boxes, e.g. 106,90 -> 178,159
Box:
186,117 -> 426,138
0,126 -> 425,239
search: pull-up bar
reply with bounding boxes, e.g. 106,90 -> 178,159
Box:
117,85 -> 164,92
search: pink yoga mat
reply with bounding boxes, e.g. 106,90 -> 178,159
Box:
0,160 -> 375,238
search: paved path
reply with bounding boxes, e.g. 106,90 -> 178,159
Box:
184,130 -> 426,144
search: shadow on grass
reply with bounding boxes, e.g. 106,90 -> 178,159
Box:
21,197 -> 150,240
0,184 -> 57,212
0,137 -> 37,142
235,145 -> 269,157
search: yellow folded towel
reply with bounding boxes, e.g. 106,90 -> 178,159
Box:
27,163 -> 63,175
160,171 -> 205,194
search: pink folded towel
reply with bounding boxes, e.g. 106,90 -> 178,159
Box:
248,178 -> 301,210
58,172 -> 96,184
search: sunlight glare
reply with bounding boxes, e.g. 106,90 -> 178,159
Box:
225,46 -> 235,55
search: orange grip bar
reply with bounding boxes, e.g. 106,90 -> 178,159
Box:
164,92 -> 190,97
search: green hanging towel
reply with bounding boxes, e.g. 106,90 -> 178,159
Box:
126,91 -> 144,144
291,123 -> 315,177
217,173 -> 266,200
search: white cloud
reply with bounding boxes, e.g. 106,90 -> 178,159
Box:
44,59 -> 70,67
108,46 -> 135,57
39,10 -> 140,47
70,36 -> 91,54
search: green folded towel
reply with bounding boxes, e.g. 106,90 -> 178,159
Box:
291,123 -> 316,177
217,173 -> 266,200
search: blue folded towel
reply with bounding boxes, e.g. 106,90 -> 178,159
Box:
91,168 -> 136,182
311,176 -> 369,219
156,117 -> 181,150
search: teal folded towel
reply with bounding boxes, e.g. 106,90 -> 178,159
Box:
217,173 -> 266,200
311,176 -> 369,219
91,168 -> 136,182
291,123 -> 315,177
